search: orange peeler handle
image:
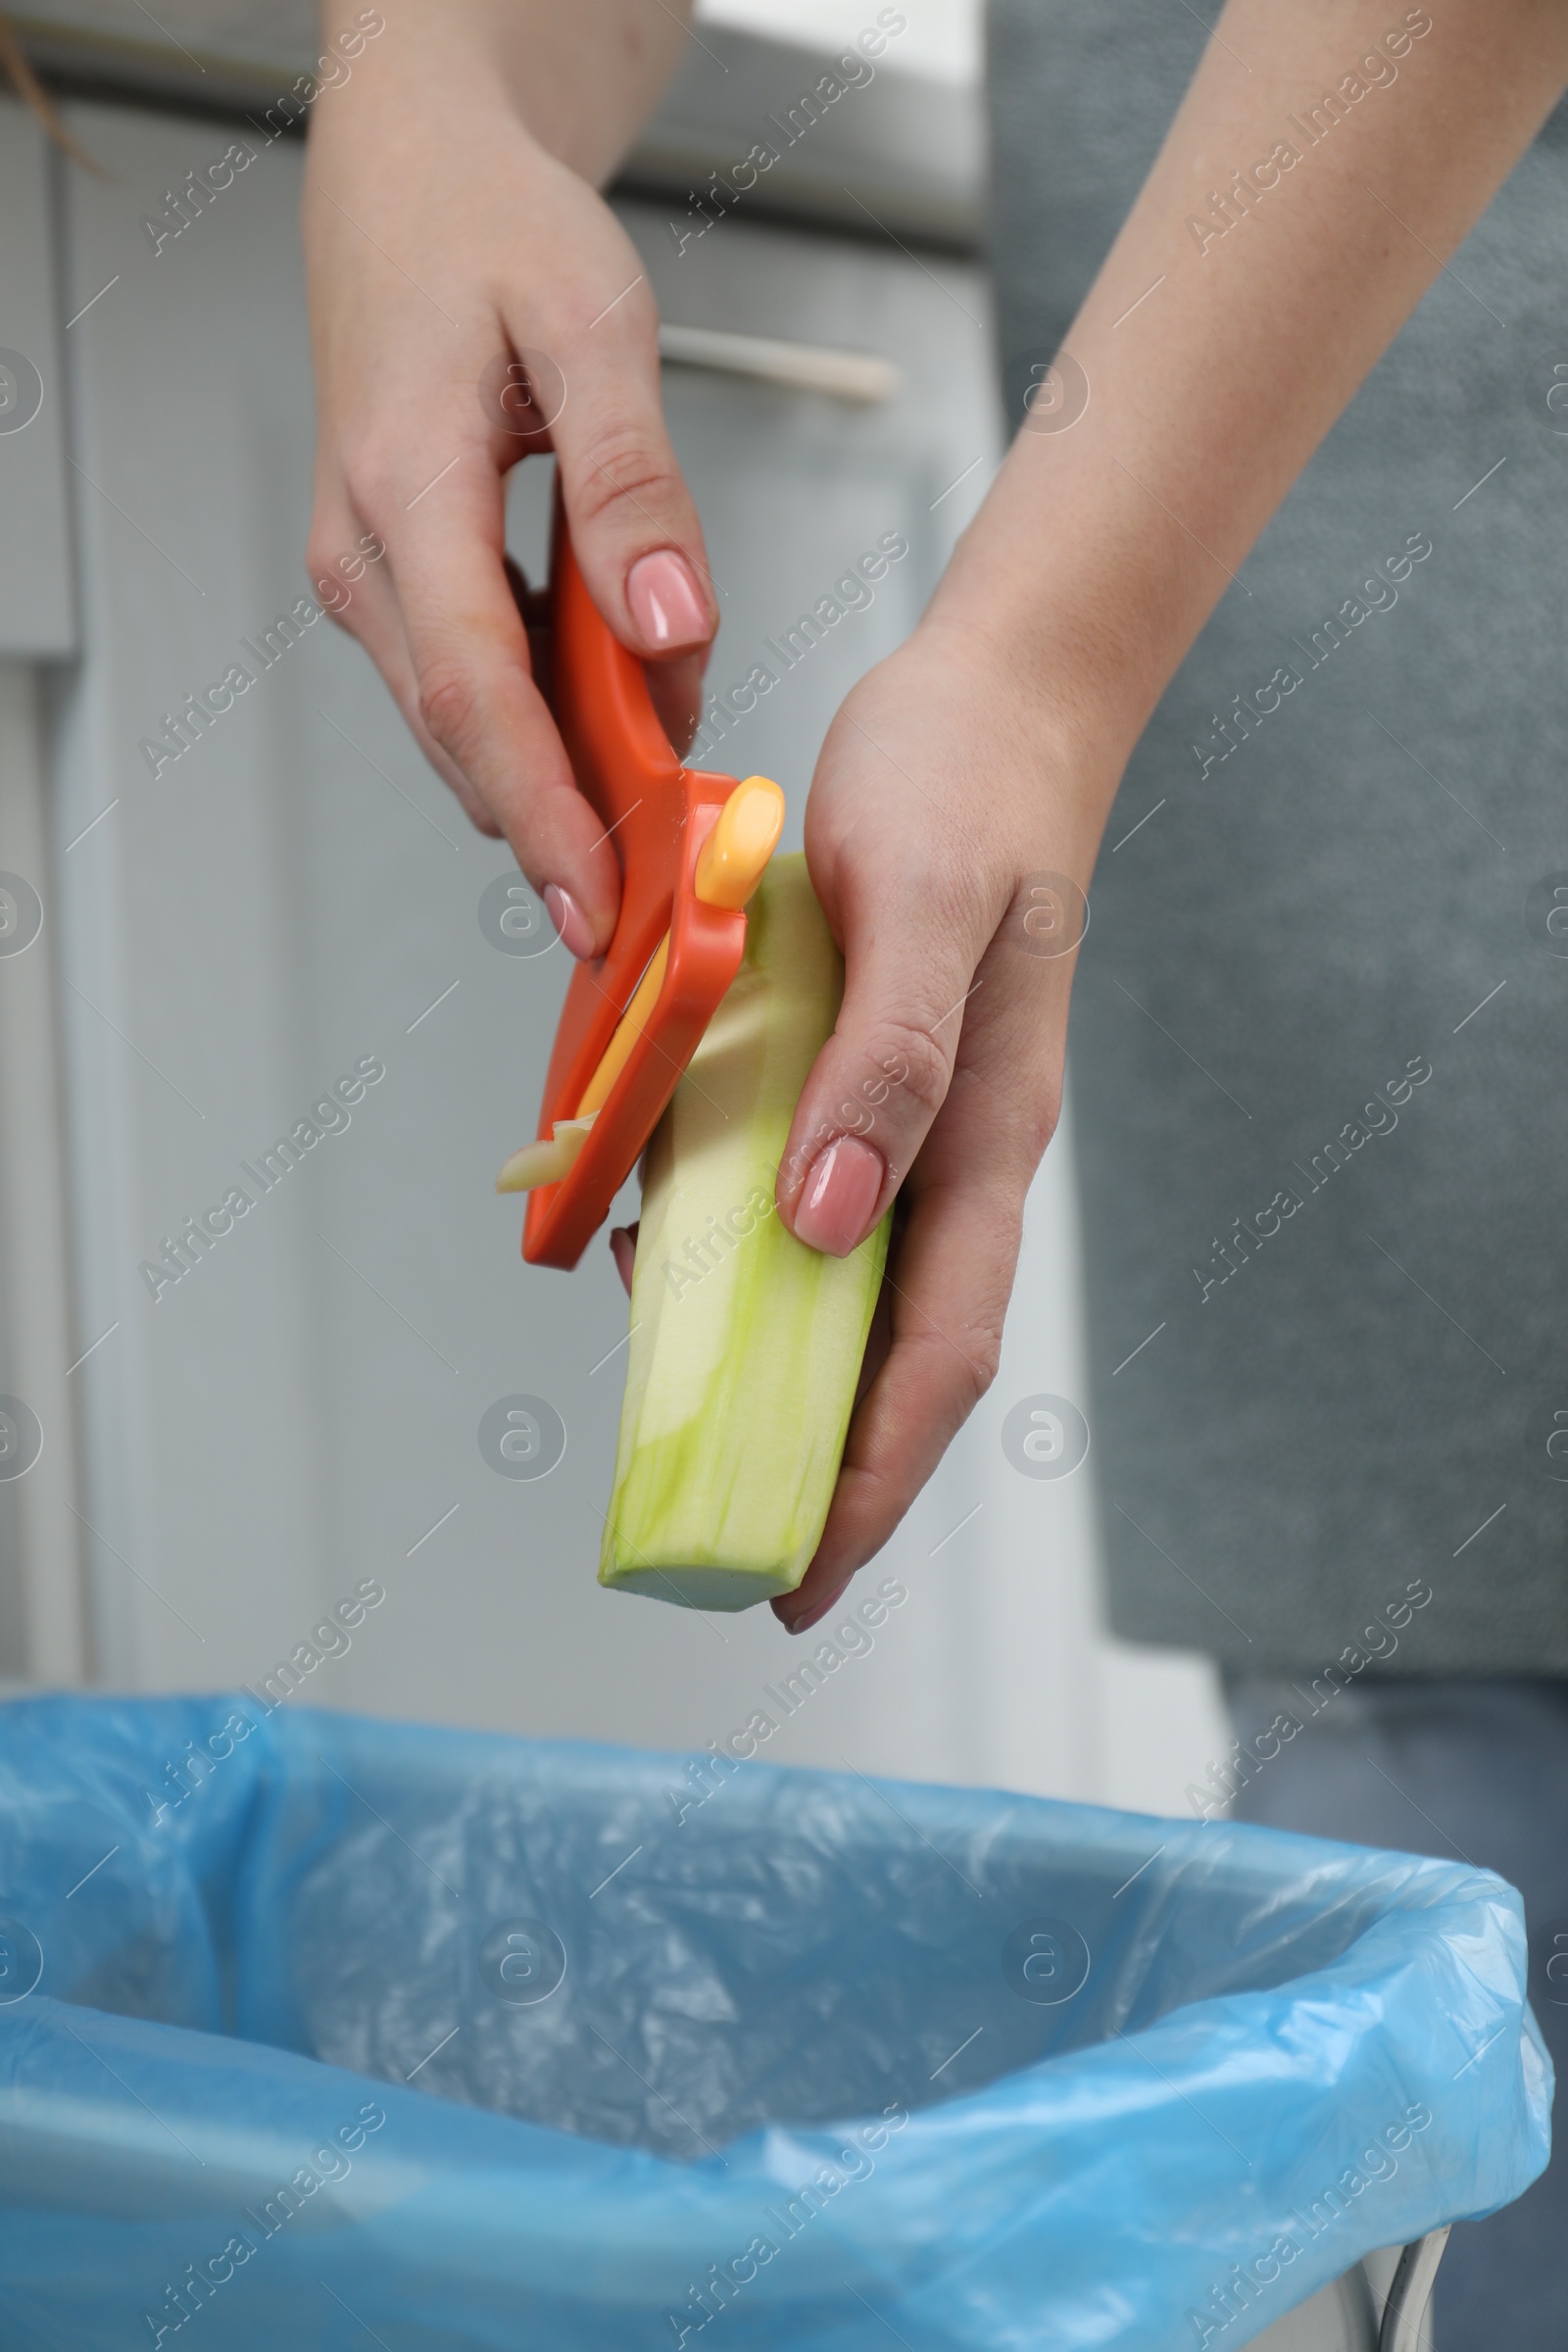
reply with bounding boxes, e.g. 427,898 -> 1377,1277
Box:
521,493 -> 748,1270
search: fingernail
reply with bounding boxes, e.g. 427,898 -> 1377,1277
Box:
793,1135 -> 885,1256
544,883 -> 594,959
780,1583 -> 850,1637
626,549 -> 709,651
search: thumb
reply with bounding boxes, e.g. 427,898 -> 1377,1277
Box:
540,277 -> 716,667
777,874 -> 991,1256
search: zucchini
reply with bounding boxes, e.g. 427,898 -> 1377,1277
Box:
600,855 -> 889,1610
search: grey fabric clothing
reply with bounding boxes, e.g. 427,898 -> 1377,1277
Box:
1227,1676 -> 1568,2352
988,0 -> 1568,1671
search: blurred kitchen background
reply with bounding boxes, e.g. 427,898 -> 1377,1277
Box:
0,0 -> 1227,1809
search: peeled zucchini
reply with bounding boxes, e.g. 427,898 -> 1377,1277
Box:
600,855 -> 889,1610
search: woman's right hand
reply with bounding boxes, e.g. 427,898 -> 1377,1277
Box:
302,1 -> 714,958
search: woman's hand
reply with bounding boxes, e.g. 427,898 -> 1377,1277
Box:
303,1 -> 712,957
767,0 -> 1568,1631
771,616 -> 1124,1632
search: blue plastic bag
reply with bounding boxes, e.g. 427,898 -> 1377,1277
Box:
0,1694 -> 1549,2350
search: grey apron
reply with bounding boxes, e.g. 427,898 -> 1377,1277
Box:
988,0 -> 1568,1672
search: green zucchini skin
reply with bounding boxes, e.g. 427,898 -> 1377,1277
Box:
599,855 -> 890,1611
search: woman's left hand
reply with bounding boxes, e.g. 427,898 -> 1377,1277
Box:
769,614 -> 1122,1632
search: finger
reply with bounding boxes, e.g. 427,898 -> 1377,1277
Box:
506,547 -> 706,760
774,953 -> 1069,1633
778,855 -> 996,1260
308,500 -> 504,838
364,448 -> 622,950
772,1150 -> 1023,1634
540,276 -> 717,663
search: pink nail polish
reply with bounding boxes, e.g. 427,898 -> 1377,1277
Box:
544,883 -> 594,960
793,1135 -> 885,1256
625,549 -> 709,651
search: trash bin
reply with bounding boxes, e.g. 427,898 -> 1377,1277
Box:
0,1696 -> 1549,2349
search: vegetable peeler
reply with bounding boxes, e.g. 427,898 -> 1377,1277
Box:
498,490 -> 784,1271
